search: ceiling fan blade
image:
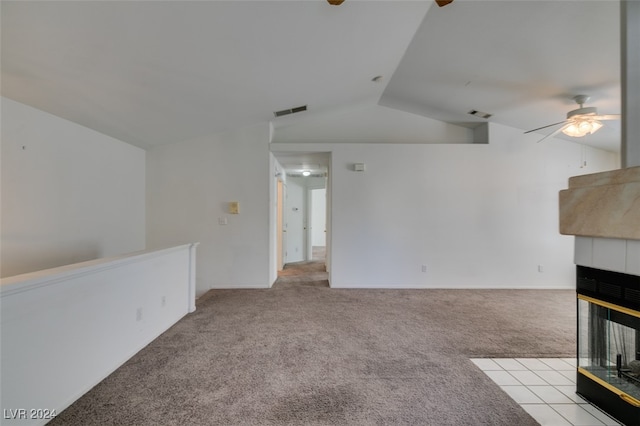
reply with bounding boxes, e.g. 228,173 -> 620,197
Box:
523,120 -> 568,134
593,114 -> 621,121
331,0 -> 453,8
535,123 -> 571,143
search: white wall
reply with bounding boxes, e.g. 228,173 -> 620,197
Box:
0,244 -> 196,426
146,123 -> 271,293
271,122 -> 618,289
1,98 -> 146,278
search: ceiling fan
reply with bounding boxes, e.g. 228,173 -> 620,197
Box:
524,95 -> 620,143
328,0 -> 453,6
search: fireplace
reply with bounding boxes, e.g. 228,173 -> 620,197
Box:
559,166 -> 640,425
576,265 -> 640,425
563,5 -> 640,423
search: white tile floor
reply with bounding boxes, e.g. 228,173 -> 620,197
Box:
471,358 -> 623,426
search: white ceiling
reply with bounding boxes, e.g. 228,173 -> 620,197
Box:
381,0 -> 621,152
1,0 -> 622,157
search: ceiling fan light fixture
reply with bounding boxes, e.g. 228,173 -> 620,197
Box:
562,123 -> 585,137
524,94 -> 619,143
562,119 -> 603,138
590,120 -> 603,133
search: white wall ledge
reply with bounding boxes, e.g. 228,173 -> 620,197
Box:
1,243 -> 198,299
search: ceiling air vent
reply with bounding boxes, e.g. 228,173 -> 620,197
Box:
274,105 -> 307,118
468,109 -> 492,119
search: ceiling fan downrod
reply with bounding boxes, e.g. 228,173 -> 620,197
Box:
568,95 -> 597,119
573,95 -> 590,109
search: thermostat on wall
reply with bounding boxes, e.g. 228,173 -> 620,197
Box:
354,163 -> 366,172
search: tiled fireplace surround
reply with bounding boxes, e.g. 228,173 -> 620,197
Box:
558,165 -> 640,425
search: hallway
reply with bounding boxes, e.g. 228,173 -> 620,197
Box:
274,246 -> 328,288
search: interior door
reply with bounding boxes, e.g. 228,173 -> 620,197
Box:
285,179 -> 305,263
276,180 -> 286,271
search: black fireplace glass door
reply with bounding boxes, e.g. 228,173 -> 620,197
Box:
577,296 -> 640,403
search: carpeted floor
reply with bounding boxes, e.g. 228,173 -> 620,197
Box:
50,257 -> 575,425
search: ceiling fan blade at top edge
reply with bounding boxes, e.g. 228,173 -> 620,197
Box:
523,120 -> 568,134
594,114 -> 621,120
536,122 -> 571,143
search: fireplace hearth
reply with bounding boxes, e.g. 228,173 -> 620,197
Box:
576,266 -> 640,425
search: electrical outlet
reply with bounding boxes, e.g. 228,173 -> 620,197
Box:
421,265 -> 427,273
538,265 -> 544,273
136,307 -> 143,321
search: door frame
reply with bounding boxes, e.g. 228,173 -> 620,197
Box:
270,150 -> 331,284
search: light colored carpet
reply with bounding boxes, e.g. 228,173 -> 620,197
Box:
50,260 -> 575,425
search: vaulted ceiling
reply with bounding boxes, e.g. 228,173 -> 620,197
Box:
1,1 -> 621,153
